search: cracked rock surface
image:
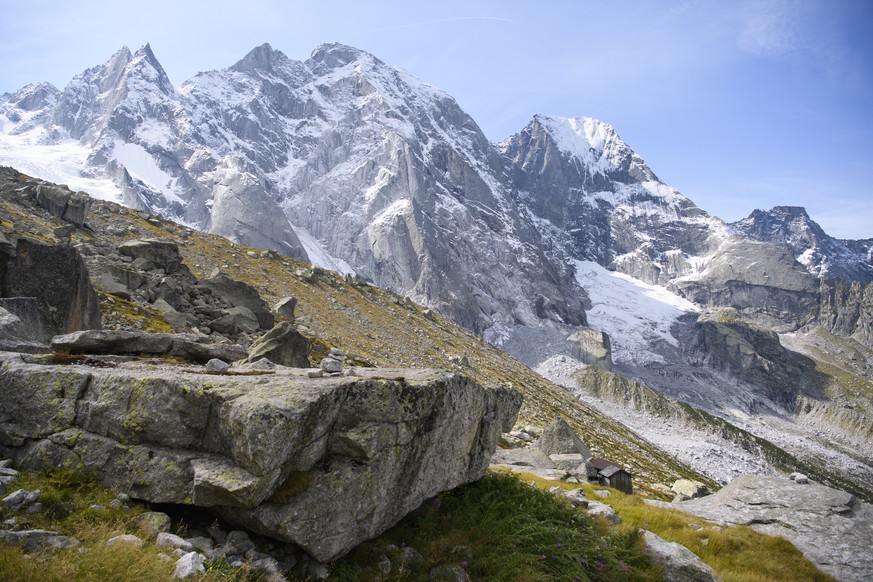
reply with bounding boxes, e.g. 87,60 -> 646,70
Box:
676,474 -> 873,582
0,352 -> 521,561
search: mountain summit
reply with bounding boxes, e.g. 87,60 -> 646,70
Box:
732,206 -> 873,282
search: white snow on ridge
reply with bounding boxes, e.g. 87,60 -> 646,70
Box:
290,223 -> 356,276
111,140 -> 184,204
572,260 -> 697,366
0,129 -> 123,203
135,119 -> 174,149
537,115 -> 615,174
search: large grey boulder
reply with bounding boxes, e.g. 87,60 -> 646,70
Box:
118,239 -> 183,274
0,353 -> 522,562
196,272 -> 273,330
675,474 -> 873,582
241,321 -> 311,367
641,530 -> 717,582
0,237 -> 101,339
537,416 -> 591,458
273,296 -> 297,321
32,183 -> 92,228
51,329 -> 247,363
208,305 -> 260,335
174,551 -> 206,578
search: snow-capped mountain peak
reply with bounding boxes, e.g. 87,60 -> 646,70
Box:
127,43 -> 174,94
732,206 -> 873,282
306,42 -> 374,75
515,114 -> 658,184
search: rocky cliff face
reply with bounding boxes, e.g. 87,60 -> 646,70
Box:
675,474 -> 873,582
671,238 -> 820,331
501,115 -> 727,285
817,278 -> 873,346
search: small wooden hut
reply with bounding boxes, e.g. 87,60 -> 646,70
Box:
589,457 -> 633,494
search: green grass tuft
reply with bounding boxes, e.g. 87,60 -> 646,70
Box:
329,472 -> 659,581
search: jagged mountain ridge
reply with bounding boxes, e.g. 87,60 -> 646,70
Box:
2,42 -> 870,313
731,206 -> 873,283
1,42 -> 588,335
502,114 -> 729,286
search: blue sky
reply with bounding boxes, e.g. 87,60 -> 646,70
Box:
2,0 -> 871,238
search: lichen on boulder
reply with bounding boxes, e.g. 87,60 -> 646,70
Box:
0,352 -> 522,562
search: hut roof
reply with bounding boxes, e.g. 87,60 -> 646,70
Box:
590,457 -> 622,471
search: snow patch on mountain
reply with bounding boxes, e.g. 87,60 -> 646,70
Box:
290,224 -> 356,276
111,140 -> 184,204
572,260 -> 698,366
0,128 -> 122,202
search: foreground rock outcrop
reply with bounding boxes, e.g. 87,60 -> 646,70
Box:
0,352 -> 521,561
674,474 -> 873,582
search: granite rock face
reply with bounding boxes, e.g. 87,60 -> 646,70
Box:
692,312 -> 826,410
0,352 -> 522,561
641,530 -> 717,582
0,237 -> 101,339
672,238 -> 819,332
817,278 -> 873,347
676,474 -> 873,582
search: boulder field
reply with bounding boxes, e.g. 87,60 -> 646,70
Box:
0,352 -> 522,561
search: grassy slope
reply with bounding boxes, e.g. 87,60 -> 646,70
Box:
509,470 -> 837,582
0,466 -> 836,582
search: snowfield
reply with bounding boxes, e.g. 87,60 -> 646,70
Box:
0,125 -> 123,203
572,259 -> 698,366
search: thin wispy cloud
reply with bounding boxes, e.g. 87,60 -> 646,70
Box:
738,0 -> 800,56
735,0 -> 868,90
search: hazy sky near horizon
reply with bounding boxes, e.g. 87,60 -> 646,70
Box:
2,0 -> 871,238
